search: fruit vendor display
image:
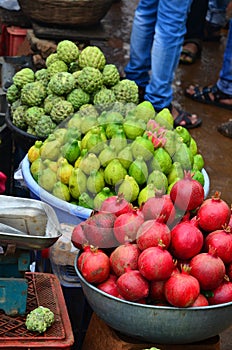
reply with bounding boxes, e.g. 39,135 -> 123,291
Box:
6,40 -> 139,138
73,190 -> 232,308
5,38 -> 206,209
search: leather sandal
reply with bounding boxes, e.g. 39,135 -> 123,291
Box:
185,84 -> 232,110
173,107 -> 202,129
179,39 -> 202,65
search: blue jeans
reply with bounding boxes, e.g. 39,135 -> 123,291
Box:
124,0 -> 192,111
217,19 -> 232,95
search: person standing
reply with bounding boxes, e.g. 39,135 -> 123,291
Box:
124,0 -> 202,129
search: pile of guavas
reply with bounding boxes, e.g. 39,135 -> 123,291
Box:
72,172 -> 232,308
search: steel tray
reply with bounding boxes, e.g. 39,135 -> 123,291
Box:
0,195 -> 62,250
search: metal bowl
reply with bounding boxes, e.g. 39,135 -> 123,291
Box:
75,254 -> 232,344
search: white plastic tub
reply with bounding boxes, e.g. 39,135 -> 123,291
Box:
21,155 -> 92,225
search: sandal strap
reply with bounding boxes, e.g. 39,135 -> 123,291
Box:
192,85 -> 232,102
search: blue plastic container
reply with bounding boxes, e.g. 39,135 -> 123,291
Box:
21,155 -> 92,225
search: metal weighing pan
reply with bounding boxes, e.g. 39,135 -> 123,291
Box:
0,195 -> 62,250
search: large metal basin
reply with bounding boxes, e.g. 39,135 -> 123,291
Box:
75,255 -> 232,344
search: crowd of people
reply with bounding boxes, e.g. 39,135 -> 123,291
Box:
124,0 -> 232,138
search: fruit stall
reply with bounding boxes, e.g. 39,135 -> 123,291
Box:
0,2 -> 232,350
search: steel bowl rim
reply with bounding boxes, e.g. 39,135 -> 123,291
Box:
74,253 -> 232,311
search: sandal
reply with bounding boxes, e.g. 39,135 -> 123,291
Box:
217,119 -> 232,138
172,106 -> 202,129
185,84 -> 232,110
179,39 -> 202,65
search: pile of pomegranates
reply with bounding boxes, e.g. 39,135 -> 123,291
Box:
72,173 -> 232,308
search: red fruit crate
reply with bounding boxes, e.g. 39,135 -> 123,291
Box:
0,272 -> 74,349
6,26 -> 28,56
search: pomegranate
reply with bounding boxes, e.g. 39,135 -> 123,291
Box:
164,265 -> 200,307
207,278 -> 232,305
149,280 -> 167,303
170,219 -> 204,260
82,212 -> 118,248
141,194 -> 176,225
136,220 -> 171,250
204,227 -> 232,264
189,246 -> 226,290
196,191 -> 231,232
116,268 -> 149,301
100,193 -> 132,216
77,246 -> 110,284
138,244 -> 175,281
113,209 -> 144,244
226,263 -> 232,280
71,222 -> 88,249
191,294 -> 209,307
109,242 -> 141,276
97,274 -> 119,297
170,170 -> 204,212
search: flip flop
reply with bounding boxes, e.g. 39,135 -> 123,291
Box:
173,108 -> 202,129
185,84 -> 232,110
179,39 -> 202,65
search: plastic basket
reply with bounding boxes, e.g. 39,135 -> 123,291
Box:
0,272 -> 74,349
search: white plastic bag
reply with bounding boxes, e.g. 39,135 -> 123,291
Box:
0,0 -> 20,11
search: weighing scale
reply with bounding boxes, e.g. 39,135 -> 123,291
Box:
0,195 -> 62,316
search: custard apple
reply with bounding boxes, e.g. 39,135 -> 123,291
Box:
12,105 -> 28,129
21,81 -> 47,106
6,84 -> 20,104
43,94 -> 65,114
112,79 -> 139,104
77,67 -> 103,93
93,87 -> 116,109
24,106 -> 45,127
47,60 -> 68,76
48,72 -> 75,95
78,104 -> 99,118
27,125 -> 37,136
46,53 -> 59,67
67,87 -> 90,111
50,100 -> 74,123
56,40 -> 79,64
102,64 -> 120,87
13,68 -> 35,88
78,46 -> 106,71
35,115 -> 57,138
35,68 -> 50,87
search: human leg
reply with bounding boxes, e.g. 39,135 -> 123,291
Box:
185,19 -> 232,109
180,0 -> 209,64
124,0 -> 158,88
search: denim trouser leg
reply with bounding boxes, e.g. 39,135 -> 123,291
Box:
125,0 -> 192,111
217,19 -> 232,95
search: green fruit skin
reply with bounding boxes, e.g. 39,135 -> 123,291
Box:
104,159 -> 127,187
117,175 -> 140,202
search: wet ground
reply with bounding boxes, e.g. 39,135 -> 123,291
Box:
96,0 -> 232,208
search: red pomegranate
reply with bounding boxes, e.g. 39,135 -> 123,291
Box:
204,227 -> 232,264
191,294 -> 209,307
116,268 -> 149,301
77,246 -> 110,284
138,244 -> 175,281
113,209 -> 144,244
100,193 -> 132,216
207,278 -> 232,305
149,280 -> 167,303
97,274 -> 119,297
82,212 -> 118,248
189,246 -> 226,290
71,222 -> 88,249
170,170 -> 204,212
109,242 -> 141,276
170,219 -> 204,260
141,194 -> 176,225
196,191 -> 231,232
164,265 -> 200,307
136,219 -> 171,250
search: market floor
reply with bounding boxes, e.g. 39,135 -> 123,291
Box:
93,1 -> 232,349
